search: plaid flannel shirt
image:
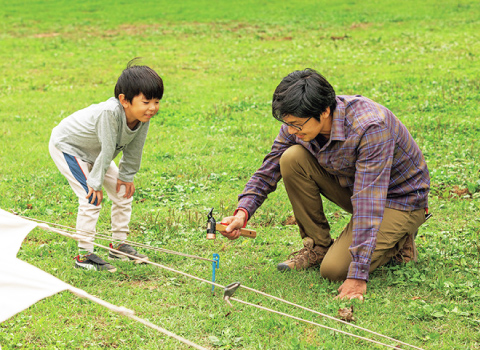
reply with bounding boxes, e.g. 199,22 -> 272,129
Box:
238,95 -> 430,281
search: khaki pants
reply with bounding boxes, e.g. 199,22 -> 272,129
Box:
280,145 -> 425,281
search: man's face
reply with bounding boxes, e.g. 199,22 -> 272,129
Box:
283,109 -> 332,142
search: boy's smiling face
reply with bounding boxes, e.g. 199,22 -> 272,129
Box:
120,92 -> 160,128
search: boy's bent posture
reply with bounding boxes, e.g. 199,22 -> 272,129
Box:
49,60 -> 164,272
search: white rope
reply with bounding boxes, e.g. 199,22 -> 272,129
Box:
68,287 -> 207,350
230,297 -> 404,349
239,285 -> 425,350
37,223 -> 423,349
23,215 -> 214,262
40,224 -> 225,289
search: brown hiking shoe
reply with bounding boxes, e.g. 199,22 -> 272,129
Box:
277,237 -> 332,272
392,231 -> 418,264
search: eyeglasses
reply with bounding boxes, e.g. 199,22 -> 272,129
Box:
281,117 -> 312,131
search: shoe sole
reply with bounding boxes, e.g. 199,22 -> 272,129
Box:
74,262 -> 117,273
277,263 -> 292,272
277,262 -> 321,272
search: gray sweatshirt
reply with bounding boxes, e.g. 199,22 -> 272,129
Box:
50,97 -> 149,191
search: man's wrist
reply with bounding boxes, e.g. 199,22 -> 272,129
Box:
233,208 -> 249,228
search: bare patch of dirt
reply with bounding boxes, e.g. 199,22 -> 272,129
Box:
282,215 -> 297,226
331,35 -> 349,41
333,211 -> 343,218
33,33 -> 60,38
24,236 -> 50,245
102,21 -> 265,38
350,22 -> 373,30
302,327 -> 318,344
229,22 -> 261,32
259,36 -> 293,41
451,185 -> 471,197
23,21 -> 293,43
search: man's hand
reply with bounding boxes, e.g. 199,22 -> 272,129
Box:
86,185 -> 103,206
116,179 -> 135,198
219,211 -> 247,240
335,278 -> 367,301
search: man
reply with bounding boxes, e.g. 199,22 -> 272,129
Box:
220,69 -> 430,300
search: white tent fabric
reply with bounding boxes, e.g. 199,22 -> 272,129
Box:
0,210 -> 208,349
0,209 -> 69,323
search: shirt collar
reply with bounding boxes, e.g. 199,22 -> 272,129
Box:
330,97 -> 346,141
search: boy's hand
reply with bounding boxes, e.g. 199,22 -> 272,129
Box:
86,185 -> 103,206
116,179 -> 135,198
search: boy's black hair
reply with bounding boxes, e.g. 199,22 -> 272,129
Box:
272,68 -> 336,121
114,58 -> 164,102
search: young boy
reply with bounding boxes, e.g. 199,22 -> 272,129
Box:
49,60 -> 164,272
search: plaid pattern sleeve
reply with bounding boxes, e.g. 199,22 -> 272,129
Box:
348,123 -> 395,280
237,126 -> 296,217
237,95 -> 429,282
339,96 -> 429,280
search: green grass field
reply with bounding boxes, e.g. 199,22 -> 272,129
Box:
1,0 -> 479,349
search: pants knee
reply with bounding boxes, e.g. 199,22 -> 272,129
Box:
111,186 -> 133,207
320,260 -> 348,282
280,145 -> 309,178
78,201 -> 101,216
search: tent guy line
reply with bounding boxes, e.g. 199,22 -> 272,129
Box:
231,297 -> 411,350
19,215 -> 214,262
68,286 -> 208,350
0,209 -> 207,350
34,217 -> 424,350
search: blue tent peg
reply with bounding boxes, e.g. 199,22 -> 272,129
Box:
211,253 -> 220,293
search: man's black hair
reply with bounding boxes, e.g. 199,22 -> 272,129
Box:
114,58 -> 164,102
272,68 -> 336,121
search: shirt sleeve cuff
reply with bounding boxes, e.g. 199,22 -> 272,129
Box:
347,261 -> 370,281
233,207 -> 249,228
118,173 -> 135,183
86,179 -> 101,192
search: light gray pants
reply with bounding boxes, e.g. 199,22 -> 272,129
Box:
49,142 -> 132,252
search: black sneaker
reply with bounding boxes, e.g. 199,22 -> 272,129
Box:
108,243 -> 148,264
74,253 -> 117,272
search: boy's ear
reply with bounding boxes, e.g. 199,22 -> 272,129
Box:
118,94 -> 129,108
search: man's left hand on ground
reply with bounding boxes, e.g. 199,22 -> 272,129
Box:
335,278 -> 367,301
